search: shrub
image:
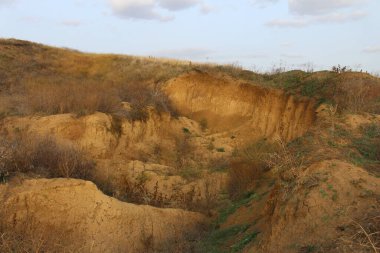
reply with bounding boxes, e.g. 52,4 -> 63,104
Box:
216,147 -> 225,153
26,81 -> 121,115
200,118 -> 208,132
333,77 -> 380,114
115,174 -> 166,207
0,135 -> 95,180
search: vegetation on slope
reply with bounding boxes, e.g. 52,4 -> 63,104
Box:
1,39 -> 380,119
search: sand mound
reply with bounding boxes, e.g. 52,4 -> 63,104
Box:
0,178 -> 206,253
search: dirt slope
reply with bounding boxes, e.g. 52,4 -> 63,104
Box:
216,159 -> 380,253
0,178 -> 206,253
164,72 -> 316,142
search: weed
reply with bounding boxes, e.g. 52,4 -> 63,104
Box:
0,135 -> 95,180
182,127 -> 191,134
208,157 -> 229,172
216,147 -> 225,153
217,192 -> 259,225
200,118 -> 208,132
319,189 -> 328,199
231,231 -> 260,252
179,167 -> 202,181
361,123 -> 380,139
299,245 -> 316,253
201,224 -> 250,253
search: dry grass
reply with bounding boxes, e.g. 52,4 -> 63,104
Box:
337,211 -> 380,253
0,209 -> 80,253
26,80 -> 121,115
335,77 -> 380,114
0,39 -> 205,118
0,135 -> 95,180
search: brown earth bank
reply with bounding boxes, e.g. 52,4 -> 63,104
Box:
0,178 -> 206,253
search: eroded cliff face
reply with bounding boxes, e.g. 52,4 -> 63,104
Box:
164,72 -> 316,141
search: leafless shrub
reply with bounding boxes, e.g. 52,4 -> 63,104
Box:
265,137 -> 303,175
0,209 -> 80,253
332,77 -> 380,114
120,83 -> 177,121
115,173 -> 167,207
26,81 -> 121,115
338,212 -> 380,253
0,135 -> 95,180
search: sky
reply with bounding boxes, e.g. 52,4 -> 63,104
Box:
0,0 -> 379,73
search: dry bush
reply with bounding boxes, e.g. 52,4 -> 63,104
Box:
335,78 -> 380,114
120,83 -> 177,121
115,173 -> 167,207
174,134 -> 194,170
0,209 -> 80,253
265,137 -> 304,175
337,211 -> 380,253
26,81 -> 121,115
24,79 -> 177,121
0,135 -> 95,180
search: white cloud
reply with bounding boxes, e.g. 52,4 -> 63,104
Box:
159,0 -> 199,11
108,0 -> 209,21
363,45 -> 380,53
0,0 -> 15,6
314,11 -> 366,22
108,0 -> 170,21
250,0 -> 279,8
61,20 -> 83,27
200,4 -> 215,14
289,0 -> 367,15
258,0 -> 369,28
266,18 -> 309,27
266,10 -> 367,28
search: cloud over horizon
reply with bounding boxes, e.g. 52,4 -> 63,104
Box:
108,0 -> 207,21
363,45 -> 380,53
266,10 -> 367,27
264,0 -> 369,28
289,0 -> 368,15
0,0 -> 15,6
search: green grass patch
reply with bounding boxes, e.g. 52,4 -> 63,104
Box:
231,231 -> 260,252
217,192 -> 259,225
216,147 -> 225,153
200,224 -> 250,253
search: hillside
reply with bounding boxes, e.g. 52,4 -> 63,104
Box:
0,39 -> 379,253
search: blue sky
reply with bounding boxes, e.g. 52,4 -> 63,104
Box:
0,0 -> 379,73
